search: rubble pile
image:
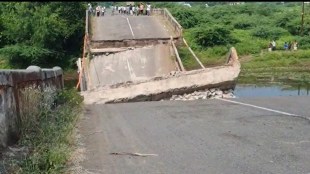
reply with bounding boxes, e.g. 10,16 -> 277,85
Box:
166,88 -> 235,101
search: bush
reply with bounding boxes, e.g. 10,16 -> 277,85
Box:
191,25 -> 238,47
296,36 -> 310,49
172,8 -> 199,29
251,26 -> 288,40
233,15 -> 256,29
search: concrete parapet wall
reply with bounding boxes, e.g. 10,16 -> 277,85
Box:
0,66 -> 63,149
152,8 -> 183,38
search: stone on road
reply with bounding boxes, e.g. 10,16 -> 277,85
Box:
78,96 -> 310,174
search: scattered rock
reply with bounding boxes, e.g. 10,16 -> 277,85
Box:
166,88 -> 235,101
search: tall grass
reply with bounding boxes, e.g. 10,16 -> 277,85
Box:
8,88 -> 83,174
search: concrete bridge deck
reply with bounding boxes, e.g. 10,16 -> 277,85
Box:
88,44 -> 178,87
90,15 -> 177,41
86,12 -> 181,88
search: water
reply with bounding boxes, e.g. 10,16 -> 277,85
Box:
235,84 -> 310,97
63,73 -> 310,98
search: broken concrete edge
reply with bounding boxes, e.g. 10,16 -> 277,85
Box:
88,47 -> 240,92
89,46 -> 143,55
90,37 -> 181,49
90,37 -> 179,42
87,63 -> 240,94
104,80 -> 237,104
0,66 -> 63,87
82,62 -> 240,104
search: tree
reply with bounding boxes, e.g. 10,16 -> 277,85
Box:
191,25 -> 238,47
0,2 -> 87,69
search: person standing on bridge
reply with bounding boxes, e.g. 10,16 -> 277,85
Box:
139,3 -> 144,16
132,6 -> 136,15
146,3 -> 151,16
88,3 -> 93,16
101,6 -> 105,16
126,5 -> 130,15
96,5 -> 100,17
136,5 -> 139,15
129,4 -> 133,16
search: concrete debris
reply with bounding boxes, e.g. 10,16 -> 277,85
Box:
169,71 -> 182,76
167,88 -> 235,101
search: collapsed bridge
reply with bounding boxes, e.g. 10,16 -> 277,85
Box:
78,8 -> 241,103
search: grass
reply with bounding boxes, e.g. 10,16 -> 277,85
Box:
4,88 -> 83,174
177,45 -> 201,70
239,49 -> 310,84
176,28 -> 310,85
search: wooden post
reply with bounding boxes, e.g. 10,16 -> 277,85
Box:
301,1 -> 305,36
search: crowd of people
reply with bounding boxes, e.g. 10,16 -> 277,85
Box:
268,40 -> 298,52
112,3 -> 152,16
87,3 -> 152,17
88,3 -> 106,17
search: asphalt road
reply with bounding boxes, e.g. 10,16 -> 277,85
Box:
79,96 -> 310,174
90,15 -> 174,41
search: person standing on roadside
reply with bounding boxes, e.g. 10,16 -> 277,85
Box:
293,40 -> 298,51
268,41 -> 273,52
284,42 -> 288,51
271,40 -> 276,51
288,41 -> 292,50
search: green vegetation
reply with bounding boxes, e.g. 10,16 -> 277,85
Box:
153,2 -> 310,84
163,2 -> 308,60
240,50 -> 310,84
0,2 -> 88,70
5,88 -> 83,173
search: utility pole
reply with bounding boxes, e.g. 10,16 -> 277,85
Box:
301,1 -> 305,36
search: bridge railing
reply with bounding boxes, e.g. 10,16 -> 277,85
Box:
77,10 -> 92,91
152,8 -> 183,38
0,66 -> 63,148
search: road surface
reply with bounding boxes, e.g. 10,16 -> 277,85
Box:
88,44 -> 178,87
86,11 -> 180,88
91,15 -> 175,41
78,96 -> 310,174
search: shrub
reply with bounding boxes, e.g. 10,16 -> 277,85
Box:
296,36 -> 310,49
172,8 -> 199,29
251,26 -> 288,40
191,25 -> 238,47
233,15 -> 256,29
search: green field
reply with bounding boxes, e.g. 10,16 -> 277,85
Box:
154,2 -> 310,84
